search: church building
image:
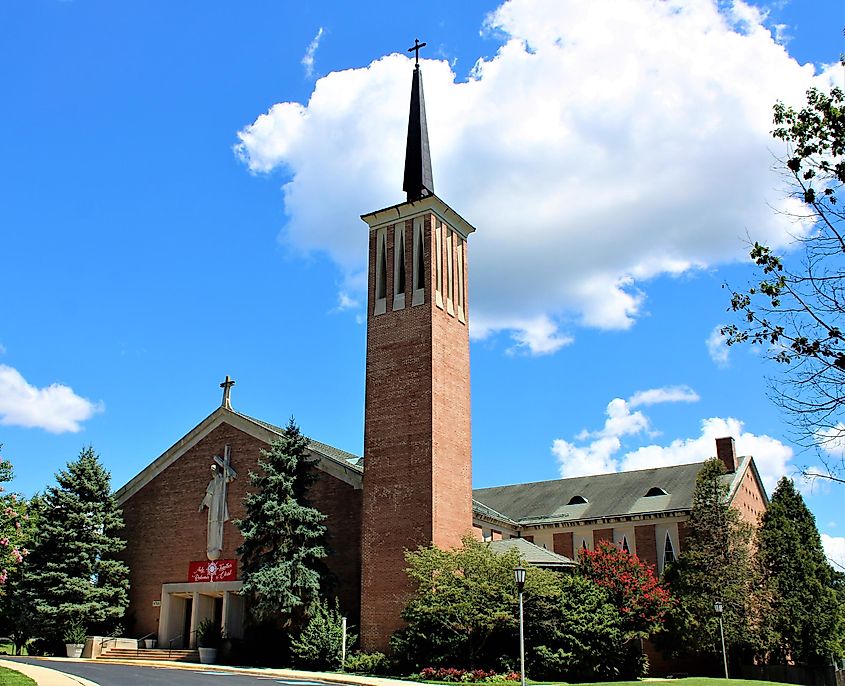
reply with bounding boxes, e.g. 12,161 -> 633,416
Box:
114,46 -> 769,655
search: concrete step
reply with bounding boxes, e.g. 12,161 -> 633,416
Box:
99,647 -> 199,662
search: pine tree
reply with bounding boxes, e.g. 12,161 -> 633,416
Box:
20,447 -> 129,642
661,458 -> 756,659
757,477 -> 845,665
236,418 -> 327,628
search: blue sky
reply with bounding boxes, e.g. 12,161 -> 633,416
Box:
1,0 -> 844,566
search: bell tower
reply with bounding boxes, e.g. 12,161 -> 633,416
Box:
359,41 -> 476,651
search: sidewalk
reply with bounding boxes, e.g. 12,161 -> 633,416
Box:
0,658 -> 98,686
0,656 -> 414,686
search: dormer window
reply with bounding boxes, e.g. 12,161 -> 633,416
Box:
645,487 -> 668,497
567,495 -> 588,505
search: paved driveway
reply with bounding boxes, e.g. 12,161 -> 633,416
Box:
5,657 -> 343,686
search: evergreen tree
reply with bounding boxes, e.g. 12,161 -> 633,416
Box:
661,458 -> 756,660
757,477 -> 845,665
236,418 -> 327,628
21,447 -> 129,642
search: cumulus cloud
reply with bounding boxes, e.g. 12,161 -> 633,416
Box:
821,533 -> 845,571
707,325 -> 731,367
301,27 -> 324,78
236,0 -> 835,353
0,364 -> 103,433
553,387 -> 793,491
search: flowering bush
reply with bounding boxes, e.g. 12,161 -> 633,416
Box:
579,540 -> 672,638
0,449 -> 28,592
418,667 -> 520,682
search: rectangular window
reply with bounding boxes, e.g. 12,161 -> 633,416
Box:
435,220 -> 443,308
393,222 -> 406,311
456,238 -> 465,323
374,228 -> 387,315
412,217 -> 425,306
446,229 -> 454,315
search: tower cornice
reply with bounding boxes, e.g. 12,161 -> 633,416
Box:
360,193 -> 476,239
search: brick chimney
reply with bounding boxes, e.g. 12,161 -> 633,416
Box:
715,436 -> 737,472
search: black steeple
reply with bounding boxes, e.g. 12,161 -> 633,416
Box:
403,39 -> 434,202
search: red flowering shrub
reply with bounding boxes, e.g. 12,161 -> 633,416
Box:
579,540 -> 673,638
418,667 -> 520,682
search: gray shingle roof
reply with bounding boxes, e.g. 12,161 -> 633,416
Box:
472,460 -> 745,525
234,411 -> 363,473
487,537 -> 575,567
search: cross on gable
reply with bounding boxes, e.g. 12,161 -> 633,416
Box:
220,375 -> 235,409
408,38 -> 427,66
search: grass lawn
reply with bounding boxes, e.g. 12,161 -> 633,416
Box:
0,665 -> 36,686
417,679 -> 789,686
570,680 -> 786,686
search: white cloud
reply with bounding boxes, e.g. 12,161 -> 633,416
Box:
236,0 -> 836,352
0,364 -> 103,433
301,27 -> 324,78
821,533 -> 845,571
629,385 -> 700,407
552,388 -> 793,492
621,417 -> 792,493
505,315 -> 573,355
332,291 -> 360,312
707,325 -> 731,367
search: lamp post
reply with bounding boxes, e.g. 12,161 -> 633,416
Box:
714,600 -> 728,679
514,567 -> 526,686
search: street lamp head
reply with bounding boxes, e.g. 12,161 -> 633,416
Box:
714,600 -> 723,615
514,566 -> 526,592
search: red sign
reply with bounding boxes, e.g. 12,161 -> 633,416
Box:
188,559 -> 237,583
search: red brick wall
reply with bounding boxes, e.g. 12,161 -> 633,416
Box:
521,535 -> 534,543
594,528 -> 614,546
119,422 -> 362,638
635,524 -> 657,569
730,464 -> 766,526
677,520 -> 689,552
361,212 -> 473,651
553,532 -> 574,559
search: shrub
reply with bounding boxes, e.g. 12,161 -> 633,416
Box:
196,618 -> 223,649
62,623 -> 87,645
291,598 -> 356,670
417,667 -> 519,682
343,650 -> 391,674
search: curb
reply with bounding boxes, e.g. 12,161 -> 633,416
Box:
0,658 -> 100,686
21,657 -> 412,686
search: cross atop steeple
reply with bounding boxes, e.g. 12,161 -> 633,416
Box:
408,38 -> 427,66
403,38 -> 434,202
220,375 -> 235,410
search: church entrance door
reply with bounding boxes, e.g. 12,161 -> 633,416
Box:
158,581 -> 244,649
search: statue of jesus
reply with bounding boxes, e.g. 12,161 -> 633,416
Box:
199,447 -> 237,561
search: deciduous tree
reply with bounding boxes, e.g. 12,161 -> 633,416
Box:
579,540 -> 672,639
724,81 -> 845,482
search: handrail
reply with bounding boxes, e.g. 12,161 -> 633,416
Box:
136,632 -> 157,658
97,635 -> 119,659
167,629 -> 196,659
